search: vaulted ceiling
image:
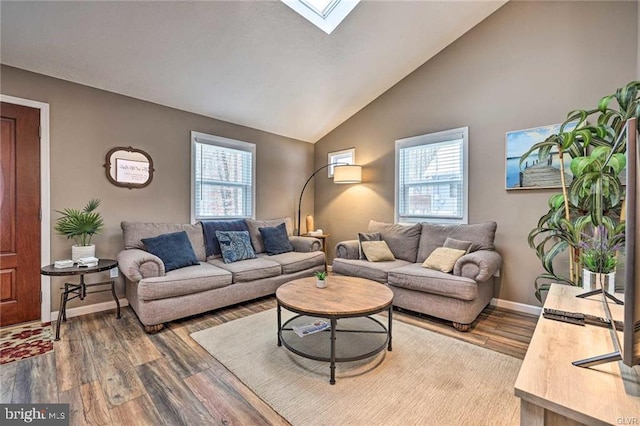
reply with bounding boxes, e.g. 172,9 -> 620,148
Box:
1,1 -> 506,142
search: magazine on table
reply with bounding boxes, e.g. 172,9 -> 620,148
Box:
292,320 -> 330,337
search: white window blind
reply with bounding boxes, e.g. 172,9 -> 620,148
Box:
395,127 -> 468,224
191,132 -> 255,221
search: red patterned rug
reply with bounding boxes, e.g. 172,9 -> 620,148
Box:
0,322 -> 54,365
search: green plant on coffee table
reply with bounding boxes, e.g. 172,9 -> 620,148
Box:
579,225 -> 623,274
315,271 -> 327,280
54,198 -> 104,246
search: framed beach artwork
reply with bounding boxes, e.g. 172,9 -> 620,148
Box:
505,121 -> 578,190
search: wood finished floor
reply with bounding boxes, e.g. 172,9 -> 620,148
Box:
0,297 -> 538,425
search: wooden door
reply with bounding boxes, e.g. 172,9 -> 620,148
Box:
0,102 -> 41,326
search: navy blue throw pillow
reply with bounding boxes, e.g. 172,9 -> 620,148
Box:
141,231 -> 200,272
201,219 -> 249,257
259,223 -> 294,255
215,231 -> 256,264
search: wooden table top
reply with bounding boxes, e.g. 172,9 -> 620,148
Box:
276,276 -> 393,317
514,284 -> 640,424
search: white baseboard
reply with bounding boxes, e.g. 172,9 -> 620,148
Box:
50,298 -> 128,321
490,298 -> 541,316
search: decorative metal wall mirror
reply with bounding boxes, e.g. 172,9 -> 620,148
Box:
104,147 -> 154,189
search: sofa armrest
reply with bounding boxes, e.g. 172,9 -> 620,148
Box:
117,248 -> 165,282
289,236 -> 322,252
453,250 -> 502,282
335,240 -> 360,260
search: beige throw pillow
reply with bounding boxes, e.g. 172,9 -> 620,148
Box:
361,241 -> 396,262
422,247 -> 466,273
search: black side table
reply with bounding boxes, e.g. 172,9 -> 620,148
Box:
41,259 -> 120,341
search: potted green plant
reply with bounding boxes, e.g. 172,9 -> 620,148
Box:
315,271 -> 327,288
523,81 -> 637,301
55,199 -> 104,261
579,225 -> 622,293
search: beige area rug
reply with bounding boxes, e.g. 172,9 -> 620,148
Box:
191,309 -> 521,425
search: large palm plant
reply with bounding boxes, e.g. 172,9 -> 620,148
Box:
54,199 -> 104,246
522,81 -> 639,301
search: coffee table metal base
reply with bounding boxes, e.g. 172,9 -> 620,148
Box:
277,303 -> 392,384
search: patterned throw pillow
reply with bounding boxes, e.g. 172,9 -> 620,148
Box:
201,219 -> 249,258
259,223 -> 294,255
422,247 -> 466,273
215,231 -> 257,264
141,231 -> 200,272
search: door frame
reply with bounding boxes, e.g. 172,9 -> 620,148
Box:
1,94 -> 51,323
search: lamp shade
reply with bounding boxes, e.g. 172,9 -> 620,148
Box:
333,165 -> 362,184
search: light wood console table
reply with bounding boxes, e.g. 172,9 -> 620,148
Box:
515,284 -> 640,425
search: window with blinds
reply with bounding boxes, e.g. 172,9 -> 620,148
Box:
191,132 -> 256,221
327,148 -> 355,177
395,127 -> 468,224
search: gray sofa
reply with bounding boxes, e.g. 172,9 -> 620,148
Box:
333,220 -> 502,331
117,218 -> 325,333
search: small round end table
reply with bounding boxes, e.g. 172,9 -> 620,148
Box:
41,259 -> 120,341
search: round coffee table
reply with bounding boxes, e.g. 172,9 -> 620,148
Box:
276,276 -> 393,384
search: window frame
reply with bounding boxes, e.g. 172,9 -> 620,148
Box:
190,131 -> 256,223
394,127 -> 469,225
327,147 -> 355,177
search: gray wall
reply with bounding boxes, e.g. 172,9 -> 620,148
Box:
1,65 -> 314,310
314,1 -> 638,307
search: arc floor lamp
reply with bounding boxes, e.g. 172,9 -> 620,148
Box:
297,163 -> 362,236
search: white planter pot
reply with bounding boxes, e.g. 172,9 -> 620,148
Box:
582,269 -> 615,293
72,244 -> 96,262
316,279 -> 326,289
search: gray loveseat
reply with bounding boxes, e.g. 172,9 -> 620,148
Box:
333,220 -> 502,331
117,218 -> 325,333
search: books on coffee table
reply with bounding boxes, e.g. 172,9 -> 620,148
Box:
293,320 -> 329,337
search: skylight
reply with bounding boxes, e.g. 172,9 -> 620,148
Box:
282,0 -> 360,34
303,0 -> 338,17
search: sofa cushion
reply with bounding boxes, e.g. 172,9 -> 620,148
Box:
201,219 -> 249,258
246,217 -> 293,254
259,223 -> 294,255
137,262 -> 232,301
367,220 -> 422,262
332,258 -> 411,284
358,232 -> 381,260
216,230 -> 256,263
141,231 -> 200,272
207,257 -> 281,283
422,247 -> 466,273
416,222 -> 497,263
121,221 -> 206,261
388,263 -> 478,301
361,241 -> 395,262
259,251 -> 325,274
